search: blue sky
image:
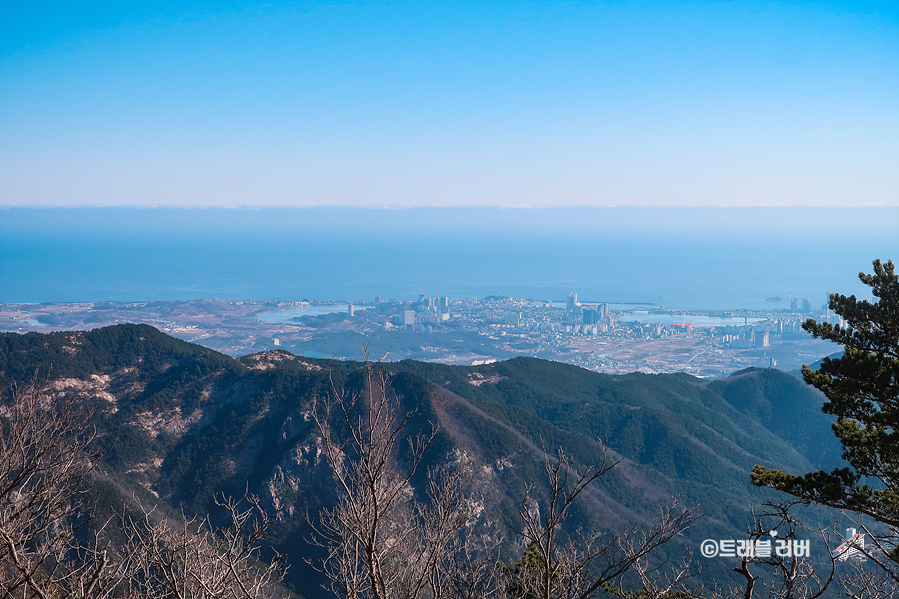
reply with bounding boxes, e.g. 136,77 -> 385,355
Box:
1,1 -> 897,207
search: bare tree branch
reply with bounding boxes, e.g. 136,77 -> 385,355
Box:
120,491 -> 287,599
501,446 -> 700,599
309,358 -> 475,599
0,371 -> 120,599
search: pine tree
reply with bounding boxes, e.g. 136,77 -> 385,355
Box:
751,259 -> 899,566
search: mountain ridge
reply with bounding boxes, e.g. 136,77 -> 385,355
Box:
0,324 -> 841,597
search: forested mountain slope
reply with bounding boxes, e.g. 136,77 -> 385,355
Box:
0,325 -> 839,597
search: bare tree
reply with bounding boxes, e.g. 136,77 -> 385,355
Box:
502,447 -> 700,599
0,373 -> 119,599
310,360 -> 703,599
441,528 -> 504,599
610,549 -> 700,599
837,559 -> 899,599
120,492 -> 287,599
309,361 -> 475,599
0,374 -> 289,599
711,501 -> 835,599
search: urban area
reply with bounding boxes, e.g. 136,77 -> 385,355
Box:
0,292 -> 839,379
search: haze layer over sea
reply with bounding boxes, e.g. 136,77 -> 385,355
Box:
2,207 -> 896,310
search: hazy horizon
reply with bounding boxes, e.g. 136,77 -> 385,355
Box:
2,206 -> 895,307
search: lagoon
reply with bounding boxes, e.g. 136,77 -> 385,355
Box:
618,311 -> 767,327
257,305 -> 357,323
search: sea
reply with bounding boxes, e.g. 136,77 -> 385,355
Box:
1,206 -> 896,311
